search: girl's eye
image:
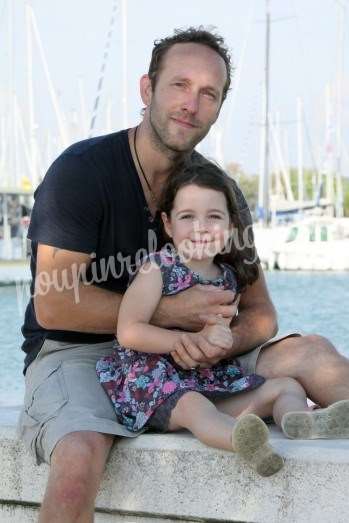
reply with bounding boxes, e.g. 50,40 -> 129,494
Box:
209,215 -> 222,220
180,214 -> 193,220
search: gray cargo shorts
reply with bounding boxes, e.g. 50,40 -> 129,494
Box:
17,332 -> 301,465
17,339 -> 140,465
236,332 -> 302,375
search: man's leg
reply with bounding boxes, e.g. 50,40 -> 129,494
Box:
256,334 -> 349,406
39,431 -> 114,523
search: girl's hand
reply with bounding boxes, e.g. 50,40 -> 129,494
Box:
200,315 -> 233,350
170,331 -> 227,370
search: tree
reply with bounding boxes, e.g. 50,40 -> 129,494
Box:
226,162 -> 259,211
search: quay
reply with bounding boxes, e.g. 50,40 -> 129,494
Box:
1,406 -> 349,522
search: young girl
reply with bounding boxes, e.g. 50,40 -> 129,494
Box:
96,161 -> 313,477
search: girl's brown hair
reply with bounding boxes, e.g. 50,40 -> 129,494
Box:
159,160 -> 259,290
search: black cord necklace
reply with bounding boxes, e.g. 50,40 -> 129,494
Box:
133,125 -> 157,207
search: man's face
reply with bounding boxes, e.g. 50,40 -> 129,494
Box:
146,43 -> 227,153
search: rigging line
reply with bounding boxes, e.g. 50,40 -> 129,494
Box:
290,0 -> 321,175
302,108 -> 321,175
89,0 -> 119,137
222,0 -> 255,150
0,0 -> 6,31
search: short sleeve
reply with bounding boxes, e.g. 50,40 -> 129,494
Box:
28,152 -> 103,253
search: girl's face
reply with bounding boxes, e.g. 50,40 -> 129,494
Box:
162,184 -> 234,261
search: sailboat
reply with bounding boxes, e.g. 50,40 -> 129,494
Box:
253,1 -> 348,271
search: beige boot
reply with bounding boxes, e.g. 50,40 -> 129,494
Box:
282,399 -> 349,439
232,413 -> 284,477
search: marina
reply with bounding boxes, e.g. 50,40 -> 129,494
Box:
0,2 -> 348,521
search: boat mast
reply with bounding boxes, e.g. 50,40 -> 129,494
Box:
335,1 -> 345,217
121,0 -> 128,129
261,0 -> 271,226
297,97 -> 304,205
89,0 -> 118,137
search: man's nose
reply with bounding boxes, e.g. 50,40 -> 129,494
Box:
181,92 -> 200,114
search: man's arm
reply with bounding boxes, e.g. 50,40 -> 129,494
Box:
34,243 -> 122,333
227,264 -> 278,358
166,265 -> 278,368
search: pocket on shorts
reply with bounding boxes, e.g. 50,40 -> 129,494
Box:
24,363 -> 68,424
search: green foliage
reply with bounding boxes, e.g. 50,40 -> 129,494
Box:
343,178 -> 349,217
226,163 -> 258,211
226,162 -> 349,216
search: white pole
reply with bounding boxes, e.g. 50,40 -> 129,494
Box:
8,0 -> 14,189
25,4 -> 39,188
14,95 -> 35,188
282,129 -> 294,202
28,5 -> 69,148
324,84 -> 334,208
78,77 -> 88,137
274,111 -> 282,199
13,93 -> 20,188
297,97 -> 304,204
270,120 -> 294,202
258,84 -> 266,216
89,0 -> 119,136
106,97 -> 113,133
0,117 -> 6,172
121,0 -> 128,128
335,2 -> 345,217
222,0 -> 254,162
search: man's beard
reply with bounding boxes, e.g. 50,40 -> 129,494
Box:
149,102 -> 212,156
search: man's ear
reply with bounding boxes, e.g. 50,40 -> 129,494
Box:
161,212 -> 172,238
140,74 -> 152,106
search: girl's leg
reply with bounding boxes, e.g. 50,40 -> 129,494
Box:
214,377 -> 349,439
168,391 -> 284,477
215,377 -> 310,426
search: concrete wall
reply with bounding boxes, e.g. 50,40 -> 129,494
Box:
1,407 -> 349,522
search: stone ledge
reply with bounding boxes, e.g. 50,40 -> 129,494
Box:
1,407 -> 349,523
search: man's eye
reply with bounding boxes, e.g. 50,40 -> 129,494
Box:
203,91 -> 216,100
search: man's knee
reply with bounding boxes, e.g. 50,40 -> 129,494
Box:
257,334 -> 339,378
49,432 -> 114,500
300,334 -> 340,363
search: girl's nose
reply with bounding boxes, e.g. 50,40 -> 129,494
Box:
193,219 -> 209,232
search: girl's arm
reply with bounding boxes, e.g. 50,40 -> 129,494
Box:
117,262 -> 185,354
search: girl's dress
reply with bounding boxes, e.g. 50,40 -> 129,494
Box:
96,248 -> 265,432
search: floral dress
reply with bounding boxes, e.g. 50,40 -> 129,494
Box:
96,248 -> 265,432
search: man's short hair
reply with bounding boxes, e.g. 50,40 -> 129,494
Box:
148,26 -> 233,103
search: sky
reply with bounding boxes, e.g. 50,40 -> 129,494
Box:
1,0 -> 349,181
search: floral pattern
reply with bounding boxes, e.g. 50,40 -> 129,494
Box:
96,248 -> 265,432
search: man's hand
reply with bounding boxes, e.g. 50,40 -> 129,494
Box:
170,331 -> 228,370
170,312 -> 238,369
153,284 -> 238,331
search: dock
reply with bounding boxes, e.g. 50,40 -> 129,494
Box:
1,406 -> 349,522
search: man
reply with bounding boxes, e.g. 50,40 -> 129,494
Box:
18,27 -> 349,522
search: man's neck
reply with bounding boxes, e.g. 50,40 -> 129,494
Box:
132,121 -> 190,182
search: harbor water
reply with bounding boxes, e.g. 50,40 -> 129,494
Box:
0,271 -> 348,407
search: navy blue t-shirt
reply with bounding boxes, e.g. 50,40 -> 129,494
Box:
21,129 -> 256,372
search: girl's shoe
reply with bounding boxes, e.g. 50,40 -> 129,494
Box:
232,413 -> 284,477
281,399 -> 349,439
